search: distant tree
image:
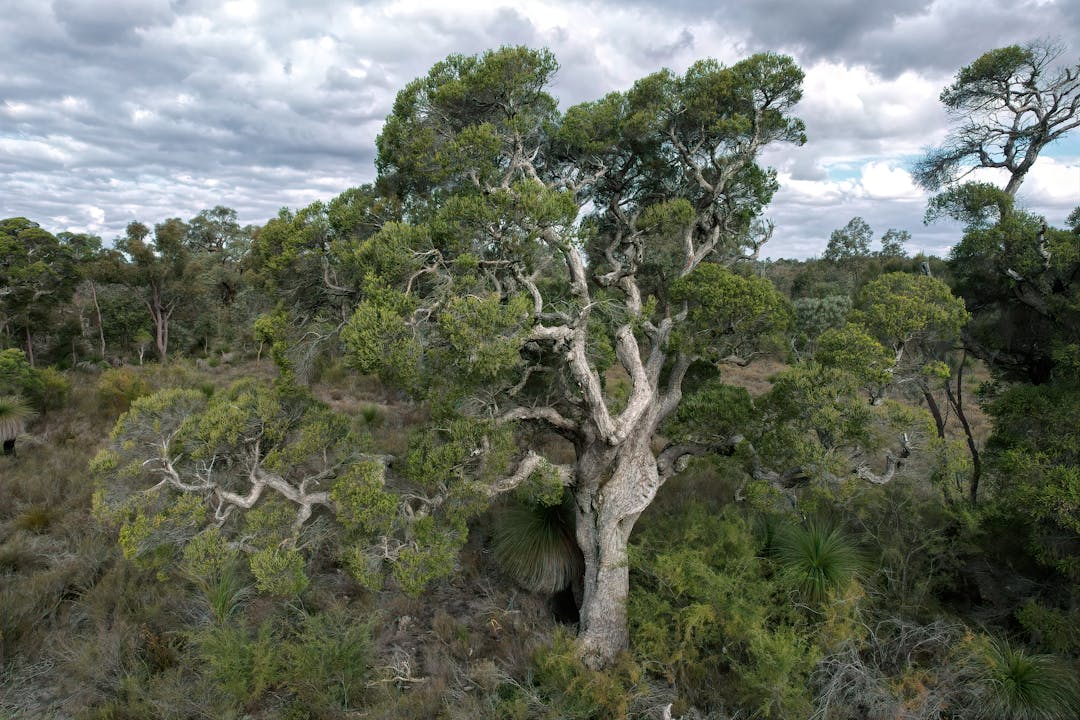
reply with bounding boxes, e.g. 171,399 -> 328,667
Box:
878,229 -> 909,258
56,231 -> 110,359
914,40 -> 1080,197
823,217 -> 873,263
0,218 -> 78,365
187,206 -> 248,256
117,219 -> 192,363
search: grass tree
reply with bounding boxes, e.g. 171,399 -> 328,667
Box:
0,395 -> 35,456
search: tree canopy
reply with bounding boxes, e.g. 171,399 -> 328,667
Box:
914,40 -> 1080,196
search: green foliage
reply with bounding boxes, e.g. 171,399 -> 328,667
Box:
968,636 -> 1080,720
792,294 -> 852,352
629,502 -> 817,716
985,378 -> 1080,578
493,496 -> 581,594
341,291 -> 421,390
392,515 -> 463,596
279,608 -> 373,713
943,45 -> 1034,108
33,366 -> 71,411
671,263 -> 791,362
0,218 -> 79,349
1016,600 -> 1080,655
531,628 -> 647,720
816,323 -> 895,391
878,228 -> 909,258
254,307 -> 296,382
856,272 -> 969,351
331,460 -> 397,537
926,181 -> 1013,226
824,216 -> 873,263
665,379 -> 755,444
196,622 -> 280,707
0,348 -> 40,397
249,547 -> 309,597
773,518 -> 863,603
96,367 -> 151,415
438,293 -> 532,380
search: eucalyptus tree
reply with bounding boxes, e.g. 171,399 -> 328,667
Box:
344,46 -> 806,665
0,218 -> 78,365
116,219 -> 192,363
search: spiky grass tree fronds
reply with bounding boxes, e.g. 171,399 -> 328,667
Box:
0,395 -> 35,455
774,518 -> 863,603
970,637 -> 1080,720
493,498 -> 583,595
193,561 -> 254,625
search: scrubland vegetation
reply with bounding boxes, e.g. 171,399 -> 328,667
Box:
1,40 -> 1078,719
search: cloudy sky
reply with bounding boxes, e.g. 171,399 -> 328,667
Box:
2,0 -> 1078,258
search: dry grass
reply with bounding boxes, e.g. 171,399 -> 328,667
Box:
721,356 -> 789,396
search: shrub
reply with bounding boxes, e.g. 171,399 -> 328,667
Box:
34,366 -> 71,411
280,608 -> 374,713
531,628 -> 646,720
96,368 -> 151,415
249,547 -> 309,597
196,622 -> 280,708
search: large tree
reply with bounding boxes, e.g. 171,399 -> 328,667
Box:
351,46 -> 805,665
97,47 -> 807,669
914,40 -> 1080,197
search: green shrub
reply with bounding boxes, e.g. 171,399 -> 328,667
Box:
249,547 -> 309,597
531,628 -> 646,720
629,502 -> 818,716
196,622 -> 280,708
96,368 -> 151,415
280,608 -> 374,713
0,349 -> 68,411
34,366 -> 71,411
0,348 -> 40,399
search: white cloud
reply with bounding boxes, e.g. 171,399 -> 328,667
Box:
1023,157 -> 1080,209
859,162 -> 924,200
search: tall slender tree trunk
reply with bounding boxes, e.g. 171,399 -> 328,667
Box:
945,353 -> 982,505
923,384 -> 946,438
146,286 -> 170,364
89,280 -> 106,359
25,327 -> 34,367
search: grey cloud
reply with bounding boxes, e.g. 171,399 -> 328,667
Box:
1,0 -> 1076,256
601,0 -> 1078,78
486,7 -> 538,46
52,0 -> 174,45
643,28 -> 695,63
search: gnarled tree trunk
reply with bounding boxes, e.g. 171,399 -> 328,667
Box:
573,416 -> 665,667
